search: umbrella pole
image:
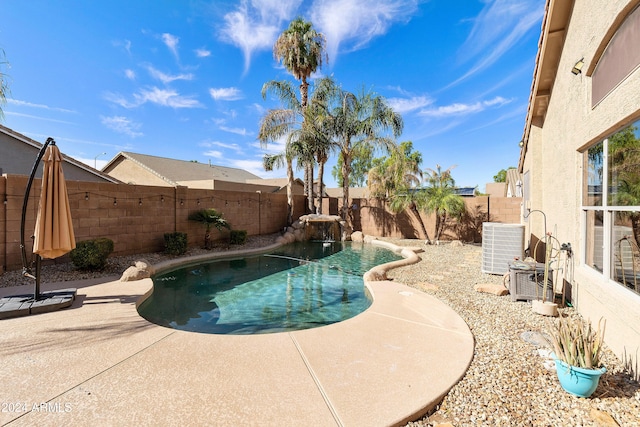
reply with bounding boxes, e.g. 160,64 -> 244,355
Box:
20,137 -> 54,301
35,254 -> 42,300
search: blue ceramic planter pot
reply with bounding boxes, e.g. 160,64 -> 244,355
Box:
554,359 -> 606,398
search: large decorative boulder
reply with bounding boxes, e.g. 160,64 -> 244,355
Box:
351,231 -> 364,242
120,259 -> 155,282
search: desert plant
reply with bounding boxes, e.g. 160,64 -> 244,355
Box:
70,237 -> 114,270
188,208 -> 231,249
229,230 -> 247,245
550,313 -> 606,369
164,232 -> 187,255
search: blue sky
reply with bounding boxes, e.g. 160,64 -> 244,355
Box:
0,0 -> 544,191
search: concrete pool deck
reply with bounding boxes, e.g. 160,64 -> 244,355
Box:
0,243 -> 474,426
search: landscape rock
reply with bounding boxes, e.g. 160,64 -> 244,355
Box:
351,231 -> 364,242
363,235 -> 378,243
473,283 -> 509,296
120,259 -> 155,282
363,267 -> 387,282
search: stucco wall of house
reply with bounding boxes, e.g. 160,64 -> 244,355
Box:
524,0 -> 640,373
0,132 -> 113,182
105,158 -> 172,187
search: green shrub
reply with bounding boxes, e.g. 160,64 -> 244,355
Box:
70,238 -> 114,271
164,232 -> 187,255
229,229 -> 247,245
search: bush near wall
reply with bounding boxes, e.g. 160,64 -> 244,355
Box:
70,238 -> 114,271
164,232 -> 188,255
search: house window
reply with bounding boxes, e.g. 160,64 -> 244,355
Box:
583,119 -> 640,296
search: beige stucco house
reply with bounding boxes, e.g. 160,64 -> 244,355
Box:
520,0 -> 640,376
0,124 -> 117,182
103,151 -> 304,193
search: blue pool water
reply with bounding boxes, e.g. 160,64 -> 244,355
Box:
137,241 -> 402,335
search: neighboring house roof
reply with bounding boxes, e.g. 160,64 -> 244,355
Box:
0,124 -> 119,182
103,152 -> 262,187
247,177 -> 305,188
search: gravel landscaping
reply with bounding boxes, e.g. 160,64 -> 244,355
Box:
2,236 -> 639,426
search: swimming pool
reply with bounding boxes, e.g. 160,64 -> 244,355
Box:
137,241 -> 403,335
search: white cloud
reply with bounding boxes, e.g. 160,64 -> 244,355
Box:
195,48 -> 211,58
7,99 -> 76,113
219,0 -> 301,74
105,87 -> 203,109
145,65 -> 194,84
449,0 -> 544,86
3,111 -> 75,124
229,158 -> 275,177
125,69 -> 136,80
252,134 -> 287,153
219,125 -> 249,136
310,0 -> 419,63
135,87 -> 201,108
204,150 -> 224,158
209,87 -> 243,101
419,96 -> 512,118
386,95 -> 432,114
201,140 -> 244,153
252,103 -> 266,116
162,33 -> 180,59
100,115 -> 143,138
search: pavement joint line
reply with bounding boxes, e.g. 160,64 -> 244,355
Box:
2,330 -> 177,426
370,311 -> 472,336
288,332 -> 343,427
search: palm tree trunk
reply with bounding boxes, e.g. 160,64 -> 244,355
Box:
317,159 -> 325,214
410,202 -> 431,244
307,161 -> 315,213
287,159 -> 294,225
204,226 -> 211,249
434,209 -> 442,242
341,149 -> 351,221
300,79 -> 309,109
631,213 -> 640,248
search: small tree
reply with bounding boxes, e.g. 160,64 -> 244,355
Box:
493,167 -> 516,183
423,165 -> 466,241
0,49 -> 9,120
188,209 -> 231,249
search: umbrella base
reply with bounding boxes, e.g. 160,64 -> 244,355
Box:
0,289 -> 76,319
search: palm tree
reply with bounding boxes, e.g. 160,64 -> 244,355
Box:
608,125 -> 640,245
329,88 -> 403,220
188,208 -> 231,249
259,77 -> 336,222
0,49 -> 9,120
273,17 -> 327,212
368,141 -> 431,242
423,165 -> 466,242
259,80 -> 303,225
304,77 -> 339,214
263,152 -> 296,225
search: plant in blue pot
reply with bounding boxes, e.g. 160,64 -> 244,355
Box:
549,313 -> 606,398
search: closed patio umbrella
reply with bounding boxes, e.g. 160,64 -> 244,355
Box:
33,142 -> 76,259
20,138 -> 76,300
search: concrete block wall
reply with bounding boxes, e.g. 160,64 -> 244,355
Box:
1,172 -> 522,272
0,175 -> 298,272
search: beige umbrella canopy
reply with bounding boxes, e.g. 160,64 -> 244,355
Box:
20,138 -> 77,301
33,143 -> 76,258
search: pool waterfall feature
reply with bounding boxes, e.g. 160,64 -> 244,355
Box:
277,214 -> 346,244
